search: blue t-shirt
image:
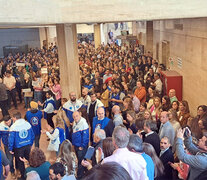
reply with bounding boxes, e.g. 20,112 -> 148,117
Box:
141,153 -> 154,180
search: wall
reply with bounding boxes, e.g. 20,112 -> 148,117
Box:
0,28 -> 40,56
137,18 -> 207,116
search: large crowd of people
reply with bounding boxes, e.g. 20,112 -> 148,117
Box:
0,41 -> 206,180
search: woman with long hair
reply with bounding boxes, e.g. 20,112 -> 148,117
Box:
50,78 -> 62,109
101,83 -> 110,116
137,102 -> 147,118
142,143 -> 164,179
178,100 -> 190,127
161,95 -> 171,111
188,105 -> 207,140
168,108 -> 181,132
150,97 -> 161,122
57,140 -> 78,177
57,98 -> 70,139
124,110 -> 137,134
144,109 -> 153,121
146,86 -> 155,109
122,97 -> 134,122
42,114 -> 65,160
171,100 -> 179,112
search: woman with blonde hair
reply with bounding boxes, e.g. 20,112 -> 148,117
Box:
144,109 -> 152,121
101,83 -> 110,116
56,140 -> 77,177
150,97 -> 161,122
42,114 -> 66,160
57,98 -> 70,139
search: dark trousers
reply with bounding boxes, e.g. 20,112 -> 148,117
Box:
74,146 -> 88,180
4,145 -> 15,173
34,134 -> 41,148
0,99 -> 9,116
7,89 -> 17,108
47,113 -> 55,128
14,145 -> 31,179
55,99 -> 61,110
16,86 -> 22,103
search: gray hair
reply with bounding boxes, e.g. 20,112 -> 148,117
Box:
112,126 -> 129,148
94,129 -> 106,140
128,134 -> 143,153
144,120 -> 158,131
26,171 -> 41,180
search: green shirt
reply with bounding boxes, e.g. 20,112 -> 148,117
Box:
26,161 -> 51,180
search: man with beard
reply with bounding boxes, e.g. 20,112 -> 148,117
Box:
49,162 -> 76,180
38,90 -> 56,129
79,87 -> 91,109
63,92 -> 84,124
87,92 -> 104,128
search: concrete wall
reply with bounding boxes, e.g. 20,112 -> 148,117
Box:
0,28 -> 40,56
136,18 -> 207,115
1,0 -> 207,25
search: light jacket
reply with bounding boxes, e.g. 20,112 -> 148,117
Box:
72,117 -> 89,148
8,119 -> 34,151
176,136 -> 207,180
0,121 -> 12,146
63,100 -> 83,123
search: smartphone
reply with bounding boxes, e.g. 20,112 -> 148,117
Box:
84,146 -> 95,160
184,127 -> 191,137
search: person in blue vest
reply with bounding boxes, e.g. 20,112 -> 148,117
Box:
63,92 -> 84,124
8,111 -> 34,179
0,115 -> 15,177
57,98 -> 70,140
38,90 -> 56,129
42,114 -> 65,157
128,134 -> 155,180
72,111 -> 89,179
25,101 -> 43,148
109,86 -> 124,107
92,107 -> 110,138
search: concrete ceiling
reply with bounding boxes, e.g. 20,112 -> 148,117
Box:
0,0 -> 207,27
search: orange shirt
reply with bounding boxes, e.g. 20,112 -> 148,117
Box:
134,87 -> 146,103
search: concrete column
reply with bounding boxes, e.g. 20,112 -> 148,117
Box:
94,24 -> 101,49
56,24 -> 81,99
146,21 -> 153,54
132,22 -> 137,36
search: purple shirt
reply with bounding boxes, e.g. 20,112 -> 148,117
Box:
102,148 -> 148,180
133,96 -> 140,112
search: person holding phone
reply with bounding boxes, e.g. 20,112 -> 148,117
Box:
176,127 -> 207,180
